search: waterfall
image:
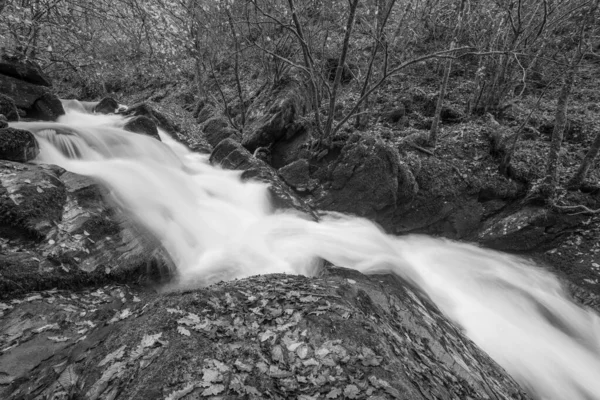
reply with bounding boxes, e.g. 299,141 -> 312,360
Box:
11,103 -> 600,400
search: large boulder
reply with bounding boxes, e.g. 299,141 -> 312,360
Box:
0,74 -> 64,121
0,115 -> 7,129
0,128 -> 39,162
0,94 -> 19,121
0,55 -> 52,86
210,138 -> 317,218
242,76 -> 307,152
0,271 -> 530,400
29,92 -> 65,121
0,73 -> 47,109
123,116 -> 161,141
310,134 -> 418,229
0,161 -> 172,297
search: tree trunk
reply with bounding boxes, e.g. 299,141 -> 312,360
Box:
542,57 -> 578,197
428,59 -> 452,146
429,0 -> 466,146
323,0 -> 360,141
542,0 -> 599,198
568,130 -> 600,189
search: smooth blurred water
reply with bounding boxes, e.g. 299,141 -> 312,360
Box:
11,103 -> 600,399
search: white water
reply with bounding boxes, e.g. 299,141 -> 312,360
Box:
11,103 -> 600,399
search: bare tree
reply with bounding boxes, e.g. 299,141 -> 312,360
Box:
541,0 -> 599,198
429,0 -> 467,146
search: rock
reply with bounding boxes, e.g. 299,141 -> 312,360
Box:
0,94 -> 19,121
0,162 -> 173,297
271,129 -> 310,169
203,117 -> 236,147
123,116 -> 161,141
0,162 -> 64,237
94,97 -> 119,114
0,74 -> 64,120
278,159 -> 317,193
123,103 -> 210,154
29,92 -> 65,121
196,105 -> 214,124
210,138 -> 317,218
122,103 -> 180,134
0,55 -> 52,86
0,73 -> 47,109
242,76 -> 307,152
1,272 -> 531,400
311,134 -> 418,228
0,115 -> 7,129
478,206 -> 581,252
0,128 -> 39,162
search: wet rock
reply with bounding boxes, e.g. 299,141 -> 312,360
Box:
122,102 -> 210,153
1,272 -> 530,400
122,103 -> 179,135
123,116 -> 161,141
29,92 -> 65,121
0,128 -> 39,162
311,133 -> 418,229
203,117 -> 236,148
242,76 -> 307,152
0,55 -> 52,86
0,115 -> 7,129
0,94 -> 19,121
0,162 -> 64,237
210,138 -> 317,218
0,75 -> 63,121
94,97 -> 119,114
0,162 -> 173,297
0,73 -> 47,110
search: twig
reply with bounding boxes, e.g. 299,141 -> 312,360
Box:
552,203 -> 600,215
406,142 -> 435,156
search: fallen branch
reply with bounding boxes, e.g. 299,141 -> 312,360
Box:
552,203 -> 600,215
406,142 -> 435,156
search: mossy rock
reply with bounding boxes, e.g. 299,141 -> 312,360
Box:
0,94 -> 19,121
0,128 -> 39,162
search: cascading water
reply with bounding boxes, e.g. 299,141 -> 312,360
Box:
11,101 -> 600,400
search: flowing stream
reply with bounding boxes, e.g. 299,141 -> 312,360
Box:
11,102 -> 600,400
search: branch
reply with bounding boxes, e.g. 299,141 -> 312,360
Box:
332,47 -> 472,136
552,203 -> 600,215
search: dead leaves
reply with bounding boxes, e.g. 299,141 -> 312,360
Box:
160,275 -> 396,399
86,332 -> 167,400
